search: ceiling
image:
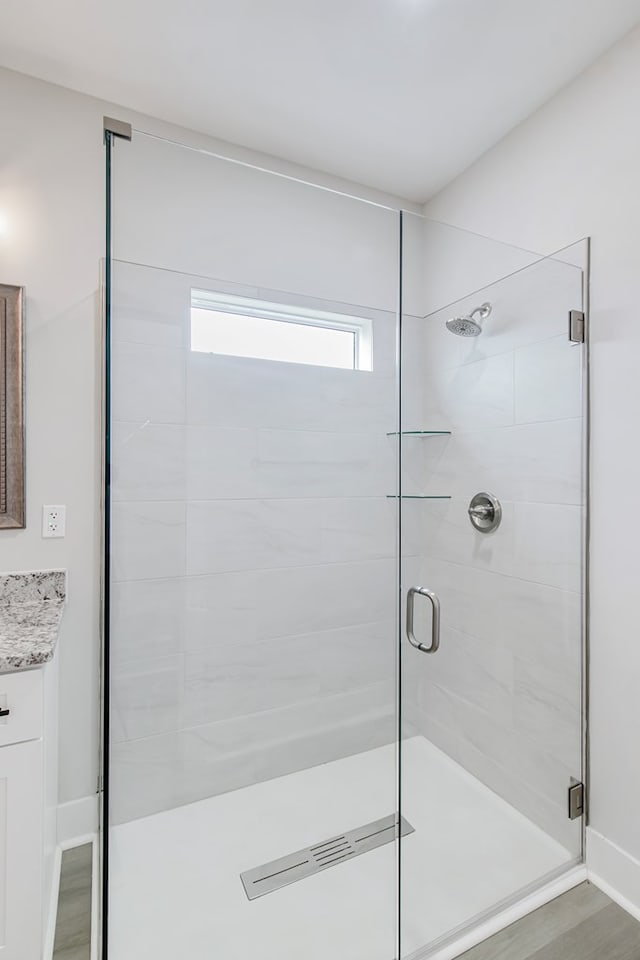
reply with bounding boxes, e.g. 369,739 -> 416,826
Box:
1,0 -> 639,201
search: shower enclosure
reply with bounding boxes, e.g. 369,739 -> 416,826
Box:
101,119 -> 588,959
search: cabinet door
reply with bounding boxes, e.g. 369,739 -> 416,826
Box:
0,740 -> 43,960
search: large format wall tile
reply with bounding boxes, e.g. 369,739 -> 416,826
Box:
184,559 -> 396,652
182,620 -> 394,728
513,655 -> 582,765
110,215 -> 403,825
113,654 -> 184,742
186,352 -> 395,433
418,557 -> 581,669
512,501 -> 582,593
112,341 -> 186,424
111,578 -> 186,664
255,429 -> 395,499
111,502 -> 186,582
113,616 -> 394,744
112,260 -> 190,349
408,256 -> 584,849
185,498 -> 397,575
184,572 -> 260,650
407,623 -> 514,723
515,335 -> 583,424
420,497 -> 516,579
112,422 -> 188,501
422,351 -> 514,432
424,418 -> 583,505
422,256 -> 582,367
183,427 -> 395,501
186,426 -> 257,500
420,497 -> 582,592
109,682 -> 395,823
109,726 -> 225,823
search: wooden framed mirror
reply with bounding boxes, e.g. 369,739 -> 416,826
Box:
0,284 -> 25,529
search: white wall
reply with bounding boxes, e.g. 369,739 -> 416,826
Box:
0,65 -> 416,812
0,69 -> 103,806
425,23 -> 640,871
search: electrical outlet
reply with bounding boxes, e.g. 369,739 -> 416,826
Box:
42,505 -> 66,539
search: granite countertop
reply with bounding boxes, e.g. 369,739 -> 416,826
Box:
0,570 -> 66,672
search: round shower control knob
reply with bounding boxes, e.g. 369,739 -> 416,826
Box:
468,492 -> 502,533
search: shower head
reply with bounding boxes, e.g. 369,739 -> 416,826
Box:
446,302 -> 492,337
446,315 -> 482,337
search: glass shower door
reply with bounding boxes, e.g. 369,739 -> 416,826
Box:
103,128 -> 402,960
102,127 -> 588,960
398,219 -> 587,957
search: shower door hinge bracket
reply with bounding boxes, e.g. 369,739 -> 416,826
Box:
103,116 -> 132,143
568,779 -> 584,820
569,310 -> 585,343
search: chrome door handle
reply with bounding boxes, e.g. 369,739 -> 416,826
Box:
406,587 -> 440,654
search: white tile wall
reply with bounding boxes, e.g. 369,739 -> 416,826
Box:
112,422 -> 188,502
110,262 -> 399,821
114,655 -> 184,741
111,578 -> 185,663
112,261 -> 190,349
422,419 -> 583,504
404,253 -> 585,850
186,352 -> 396,433
415,557 -> 581,672
112,341 -> 186,424
185,427 -> 256,500
184,559 -> 396,651
109,683 -> 394,823
254,429 -> 395,499
420,497 -> 582,592
515,336 -> 583,424
181,620 -> 394,728
423,351 -> 515,432
111,502 -> 186,582
110,233 -> 585,844
185,498 -> 397,575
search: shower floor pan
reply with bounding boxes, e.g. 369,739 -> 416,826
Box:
109,737 -> 573,960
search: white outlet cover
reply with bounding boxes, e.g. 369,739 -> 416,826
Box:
42,504 -> 66,538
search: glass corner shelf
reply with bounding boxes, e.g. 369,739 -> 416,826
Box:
386,495 -> 452,500
386,430 -> 452,437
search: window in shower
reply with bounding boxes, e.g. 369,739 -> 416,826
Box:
190,289 -> 373,370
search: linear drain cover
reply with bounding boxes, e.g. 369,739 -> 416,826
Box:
240,813 -> 414,900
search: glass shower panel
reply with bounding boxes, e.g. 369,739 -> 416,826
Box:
399,217 -> 586,957
105,133 -> 401,960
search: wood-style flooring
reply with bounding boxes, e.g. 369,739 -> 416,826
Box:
460,882 -> 640,960
52,843 -> 92,960
50,844 -> 640,960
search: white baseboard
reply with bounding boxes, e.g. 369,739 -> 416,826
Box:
57,794 -> 99,847
587,827 -> 640,922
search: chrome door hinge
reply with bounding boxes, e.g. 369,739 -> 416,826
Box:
569,310 -> 585,343
568,779 -> 584,820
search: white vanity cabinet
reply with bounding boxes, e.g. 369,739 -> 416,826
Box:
0,660 -> 58,960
